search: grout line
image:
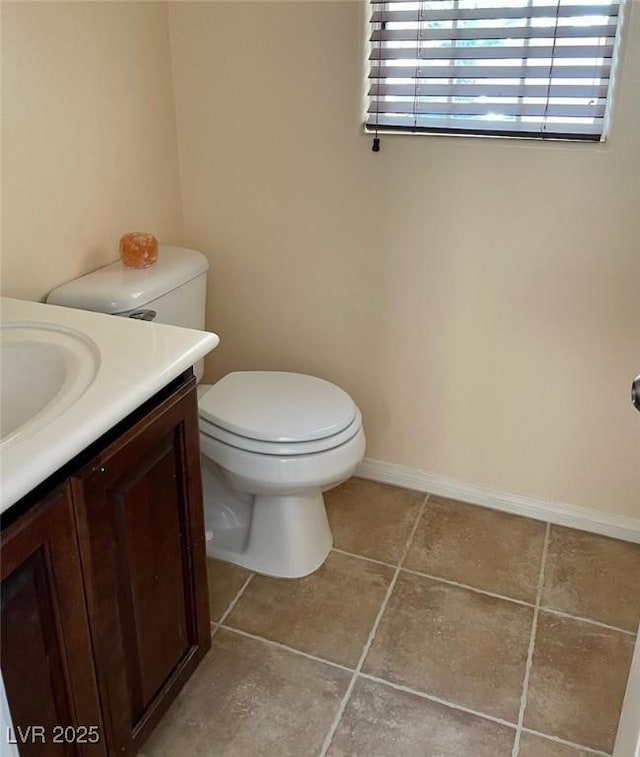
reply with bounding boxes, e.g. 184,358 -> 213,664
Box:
358,672 -> 517,730
400,567 -> 535,609
520,727 -> 612,756
511,522 -> 551,757
207,506 -> 622,757
317,493 -> 431,757
333,547 -> 633,636
223,609 -> 610,756
219,607 -> 612,757
219,624 -> 355,674
331,547 -> 396,569
539,607 -> 637,637
395,493 -> 431,567
211,573 -> 254,639
331,524 -> 640,638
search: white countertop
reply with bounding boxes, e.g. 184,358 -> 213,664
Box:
0,297 -> 219,514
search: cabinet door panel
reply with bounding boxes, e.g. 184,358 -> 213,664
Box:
71,381 -> 210,756
113,436 -> 189,712
1,485 -> 105,757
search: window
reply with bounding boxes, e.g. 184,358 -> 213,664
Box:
366,0 -> 624,140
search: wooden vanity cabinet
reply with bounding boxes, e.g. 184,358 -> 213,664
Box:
1,484 -> 106,757
70,376 -> 210,755
1,372 -> 211,757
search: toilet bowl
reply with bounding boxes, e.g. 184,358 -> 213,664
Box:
197,371 -> 366,578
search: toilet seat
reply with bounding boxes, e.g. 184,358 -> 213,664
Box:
199,409 -> 362,456
197,372 -> 360,455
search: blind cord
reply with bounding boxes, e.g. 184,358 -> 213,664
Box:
372,13 -> 382,152
411,0 -> 425,133
541,0 -> 562,135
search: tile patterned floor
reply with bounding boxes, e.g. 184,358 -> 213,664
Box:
142,478 -> 640,757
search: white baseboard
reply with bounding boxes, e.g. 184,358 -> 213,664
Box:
356,458 -> 640,544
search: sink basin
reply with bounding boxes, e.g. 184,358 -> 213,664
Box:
1,323 -> 99,443
1,297 -> 218,511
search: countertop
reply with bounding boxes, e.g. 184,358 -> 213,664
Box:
0,297 -> 219,514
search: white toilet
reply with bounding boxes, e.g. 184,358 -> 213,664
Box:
47,246 -> 365,578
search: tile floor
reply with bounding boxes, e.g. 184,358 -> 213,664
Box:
142,478 -> 640,757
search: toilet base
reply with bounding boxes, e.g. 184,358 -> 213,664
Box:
206,491 -> 333,579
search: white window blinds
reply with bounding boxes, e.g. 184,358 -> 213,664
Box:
367,0 -> 623,140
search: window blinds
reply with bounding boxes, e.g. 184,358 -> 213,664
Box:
367,0 -> 622,140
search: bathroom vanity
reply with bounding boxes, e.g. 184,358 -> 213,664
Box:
0,298 -> 219,756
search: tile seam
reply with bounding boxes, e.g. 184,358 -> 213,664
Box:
316,493 -> 431,757
211,572 -> 254,639
330,547 -> 396,569
400,567 -> 535,608
520,726 -> 612,756
539,607 -> 637,637
330,547 -> 634,636
207,498 -> 631,755
357,671 -> 517,730
512,522 -> 551,757
219,624 -> 355,674
217,622 -> 612,756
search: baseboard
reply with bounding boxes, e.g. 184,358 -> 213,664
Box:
356,458 -> 640,544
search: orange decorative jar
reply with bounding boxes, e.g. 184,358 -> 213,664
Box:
119,232 -> 158,269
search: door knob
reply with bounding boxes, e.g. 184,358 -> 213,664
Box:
632,376 -> 640,412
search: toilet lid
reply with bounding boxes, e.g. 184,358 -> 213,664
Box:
198,372 -> 357,443
199,409 -> 362,456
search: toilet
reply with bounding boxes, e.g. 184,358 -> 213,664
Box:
47,246 -> 366,578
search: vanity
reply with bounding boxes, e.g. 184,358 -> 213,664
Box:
0,297 -> 219,756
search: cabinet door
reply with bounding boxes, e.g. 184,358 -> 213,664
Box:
70,380 -> 210,756
1,484 -> 105,757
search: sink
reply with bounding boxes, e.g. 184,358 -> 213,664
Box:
1,297 -> 218,511
1,323 -> 99,443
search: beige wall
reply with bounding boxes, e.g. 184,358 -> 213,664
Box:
1,1 -> 183,302
169,1 -> 640,518
2,1 -> 637,518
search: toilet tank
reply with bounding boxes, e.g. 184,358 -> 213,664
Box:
47,246 -> 210,381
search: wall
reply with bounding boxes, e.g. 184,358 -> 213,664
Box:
169,0 -> 640,519
1,1 -> 183,302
